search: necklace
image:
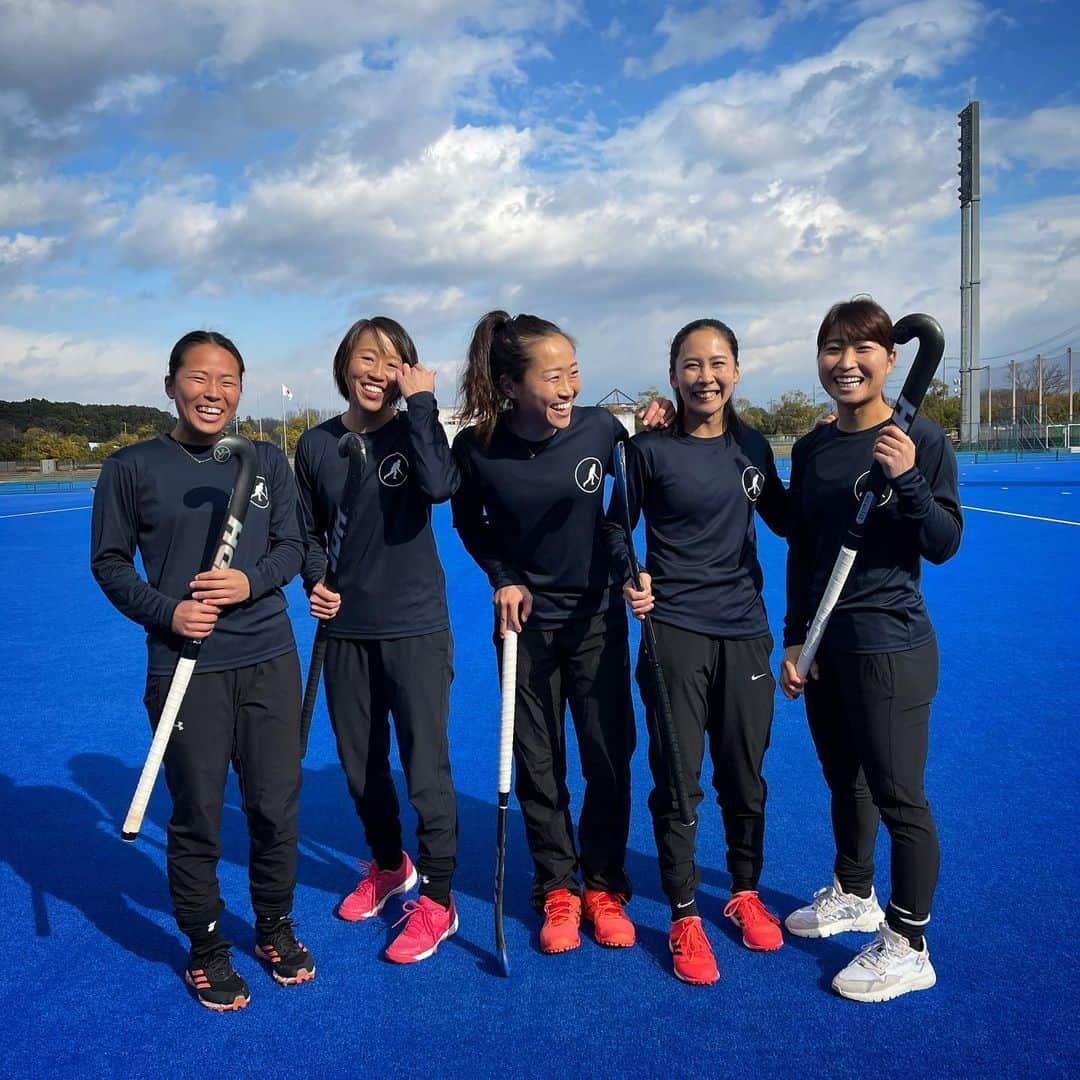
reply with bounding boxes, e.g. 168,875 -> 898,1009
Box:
167,434 -> 216,464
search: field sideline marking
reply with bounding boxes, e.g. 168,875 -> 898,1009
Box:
0,505 -> 92,521
962,504 -> 1080,527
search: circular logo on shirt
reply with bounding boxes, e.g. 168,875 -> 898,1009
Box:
378,452 -> 409,488
575,457 -> 604,494
741,466 -> 765,503
853,470 -> 893,509
250,475 -> 270,509
212,443 -> 231,464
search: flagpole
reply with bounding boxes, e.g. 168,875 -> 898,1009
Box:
257,391 -> 263,439
282,392 -> 288,456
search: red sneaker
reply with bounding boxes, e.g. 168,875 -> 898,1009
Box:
539,888 -> 582,954
724,890 -> 783,951
669,917 -> 719,985
582,888 -> 636,948
337,854 -> 417,922
385,895 -> 458,964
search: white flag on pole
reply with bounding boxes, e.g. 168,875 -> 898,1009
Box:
281,384 -> 293,399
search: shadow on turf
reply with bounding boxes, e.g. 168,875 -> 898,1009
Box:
0,771 -> 191,969
61,754 -> 854,991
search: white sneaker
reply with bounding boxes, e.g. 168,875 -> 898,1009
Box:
785,877 -> 884,938
831,923 -> 937,1002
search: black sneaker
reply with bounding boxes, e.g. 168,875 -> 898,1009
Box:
255,917 -> 316,985
185,948 -> 251,1011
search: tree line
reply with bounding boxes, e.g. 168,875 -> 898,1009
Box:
4,375 -> 1075,464
0,399 -> 304,463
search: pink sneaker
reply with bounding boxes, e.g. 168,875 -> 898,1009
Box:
385,896 -> 459,964
337,854 -> 417,922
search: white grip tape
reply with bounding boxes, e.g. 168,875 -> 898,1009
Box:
121,655 -> 197,836
796,546 -> 857,677
498,630 -> 518,797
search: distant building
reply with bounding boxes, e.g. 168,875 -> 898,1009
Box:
596,389 -> 637,437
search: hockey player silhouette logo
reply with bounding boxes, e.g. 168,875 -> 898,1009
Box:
853,470 -> 893,509
575,457 -> 603,494
741,466 -> 765,503
379,452 -> 409,488
250,476 -> 270,509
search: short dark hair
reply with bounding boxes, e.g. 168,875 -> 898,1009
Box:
332,316 -> 419,400
816,297 -> 893,353
168,330 -> 244,380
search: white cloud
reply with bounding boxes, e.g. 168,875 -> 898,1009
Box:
0,324 -> 163,404
0,0 -> 1075,409
89,73 -> 169,115
987,106 -> 1080,171
0,231 -> 56,266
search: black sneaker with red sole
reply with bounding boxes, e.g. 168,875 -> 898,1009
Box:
255,917 -> 316,985
185,948 -> 251,1011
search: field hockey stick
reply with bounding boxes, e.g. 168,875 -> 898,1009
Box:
612,441 -> 695,828
494,627 -> 518,976
299,431 -> 368,756
795,313 -> 945,678
121,434 -> 259,841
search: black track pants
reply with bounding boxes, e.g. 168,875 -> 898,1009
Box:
498,608 -> 635,907
323,631 -> 457,899
804,637 -> 940,937
639,622 -> 775,902
144,650 -> 302,936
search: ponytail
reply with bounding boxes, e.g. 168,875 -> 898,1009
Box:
459,310 -> 571,446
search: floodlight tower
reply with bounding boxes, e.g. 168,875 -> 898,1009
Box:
958,101 -> 981,445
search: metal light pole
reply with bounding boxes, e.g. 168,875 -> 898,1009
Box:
1069,346 -> 1074,424
958,101 -> 981,446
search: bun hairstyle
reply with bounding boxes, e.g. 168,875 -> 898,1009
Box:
168,330 -> 244,380
333,316 -> 419,401
669,318 -> 740,433
816,297 -> 893,353
459,310 -> 572,445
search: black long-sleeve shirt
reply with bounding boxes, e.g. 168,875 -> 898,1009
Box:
604,421 -> 786,639
451,405 -> 626,628
784,415 -> 962,653
90,435 -> 302,675
294,393 -> 456,639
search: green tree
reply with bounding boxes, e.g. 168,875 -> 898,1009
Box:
919,380 -> 960,433
772,391 -> 819,435
734,397 -> 774,434
634,386 -> 663,431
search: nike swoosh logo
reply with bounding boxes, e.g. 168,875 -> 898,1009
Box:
751,673 -> 768,681
675,899 -> 695,909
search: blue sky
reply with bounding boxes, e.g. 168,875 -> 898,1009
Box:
1,0 -> 1077,413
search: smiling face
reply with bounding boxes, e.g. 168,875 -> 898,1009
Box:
671,328 -> 740,429
501,333 -> 580,437
346,327 -> 404,416
817,338 -> 896,413
165,342 -> 242,444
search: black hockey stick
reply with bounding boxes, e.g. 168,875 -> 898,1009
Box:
796,313 -> 945,677
494,628 -> 518,976
612,440 -> 695,828
122,434 -> 259,841
299,431 -> 368,756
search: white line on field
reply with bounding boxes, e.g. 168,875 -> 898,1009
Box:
0,505 -> 92,520
961,505 -> 1080,527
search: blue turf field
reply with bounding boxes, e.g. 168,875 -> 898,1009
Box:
2,463 -> 1077,1078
